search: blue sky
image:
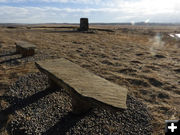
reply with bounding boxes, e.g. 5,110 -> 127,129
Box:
0,0 -> 180,23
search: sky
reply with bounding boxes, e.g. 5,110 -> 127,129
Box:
0,0 -> 180,23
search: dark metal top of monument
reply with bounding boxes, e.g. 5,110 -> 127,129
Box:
80,18 -> 88,20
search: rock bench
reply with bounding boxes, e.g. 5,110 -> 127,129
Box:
15,41 -> 36,57
35,58 -> 127,114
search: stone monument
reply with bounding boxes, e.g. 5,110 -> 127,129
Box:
80,18 -> 89,31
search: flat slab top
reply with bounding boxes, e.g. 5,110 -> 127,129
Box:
35,58 -> 127,109
15,41 -> 36,49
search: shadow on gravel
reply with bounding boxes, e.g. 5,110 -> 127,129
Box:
43,112 -> 88,135
0,52 -> 17,58
0,86 -> 58,130
46,30 -> 95,34
0,56 -> 22,65
46,30 -> 79,33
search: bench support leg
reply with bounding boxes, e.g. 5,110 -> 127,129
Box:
48,78 -> 92,114
71,93 -> 92,114
48,78 -> 59,89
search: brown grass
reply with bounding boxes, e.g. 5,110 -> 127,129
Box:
0,25 -> 180,135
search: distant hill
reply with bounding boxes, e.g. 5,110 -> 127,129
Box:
90,22 -> 180,26
0,22 -> 180,27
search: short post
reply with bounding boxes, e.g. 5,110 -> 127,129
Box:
80,18 -> 89,31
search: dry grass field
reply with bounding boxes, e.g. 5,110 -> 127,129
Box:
0,24 -> 180,134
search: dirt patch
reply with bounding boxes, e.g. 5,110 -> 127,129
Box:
157,92 -> 170,99
126,78 -> 150,87
146,77 -> 163,87
117,68 -> 137,74
174,68 -> 180,73
154,54 -> 166,58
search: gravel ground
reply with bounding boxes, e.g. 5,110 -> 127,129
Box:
1,72 -> 152,135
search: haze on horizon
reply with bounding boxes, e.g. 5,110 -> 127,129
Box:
0,0 -> 179,24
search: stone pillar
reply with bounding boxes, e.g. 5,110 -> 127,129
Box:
80,18 -> 89,31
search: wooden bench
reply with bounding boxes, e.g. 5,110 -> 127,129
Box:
15,41 -> 36,57
35,58 -> 127,114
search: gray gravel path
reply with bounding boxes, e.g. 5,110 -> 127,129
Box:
1,72 -> 152,135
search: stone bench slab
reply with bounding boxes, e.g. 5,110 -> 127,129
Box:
15,41 -> 36,57
35,58 -> 127,111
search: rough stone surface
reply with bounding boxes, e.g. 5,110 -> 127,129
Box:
0,72 -> 152,135
35,58 -> 127,110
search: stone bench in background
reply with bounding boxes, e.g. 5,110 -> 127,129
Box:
15,41 -> 36,57
35,58 -> 127,114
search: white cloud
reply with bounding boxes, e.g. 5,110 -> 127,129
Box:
111,0 -> 180,14
42,0 -> 101,4
0,6 -> 68,23
145,19 -> 150,23
0,0 -> 7,2
0,0 -> 180,23
0,0 -> 102,4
